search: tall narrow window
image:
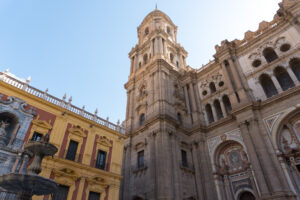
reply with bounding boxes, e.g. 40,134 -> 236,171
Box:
152,39 -> 155,55
139,113 -> 145,126
259,74 -> 278,98
290,58 -> 300,81
213,99 -> 223,119
263,47 -> 278,63
181,150 -> 188,167
88,192 -> 101,200
205,104 -> 214,124
137,150 -> 144,168
31,131 -> 43,141
95,150 -> 107,170
170,53 -> 174,63
222,95 -> 232,115
177,113 -> 183,124
274,66 -> 294,91
52,185 -> 69,200
162,38 -> 165,54
143,54 -> 148,65
209,82 -> 216,93
65,140 -> 78,161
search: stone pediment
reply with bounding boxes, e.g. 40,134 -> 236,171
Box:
68,125 -> 86,138
53,167 -> 79,181
32,115 -> 52,130
97,136 -> 112,147
87,176 -> 108,187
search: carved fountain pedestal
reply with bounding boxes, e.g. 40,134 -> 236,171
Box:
0,135 -> 58,200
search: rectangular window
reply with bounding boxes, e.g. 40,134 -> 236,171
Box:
65,140 -> 78,161
52,185 -> 69,200
88,191 -> 101,200
95,150 -> 107,170
137,150 -> 144,168
31,132 -> 43,141
181,150 -> 188,167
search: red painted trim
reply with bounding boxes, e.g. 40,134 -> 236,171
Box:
81,179 -> 88,200
72,178 -> 81,200
90,135 -> 99,167
106,140 -> 113,171
43,171 -> 55,200
24,106 -> 57,143
104,186 -> 109,200
78,130 -> 88,163
59,123 -> 72,158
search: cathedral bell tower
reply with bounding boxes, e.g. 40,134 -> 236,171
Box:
121,9 -> 198,200
125,8 -> 188,133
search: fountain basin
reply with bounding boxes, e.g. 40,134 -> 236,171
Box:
24,141 -> 57,156
0,173 -> 58,195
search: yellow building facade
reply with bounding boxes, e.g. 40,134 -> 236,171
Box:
0,71 -> 126,200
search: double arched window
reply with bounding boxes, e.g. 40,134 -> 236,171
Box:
263,47 -> 278,63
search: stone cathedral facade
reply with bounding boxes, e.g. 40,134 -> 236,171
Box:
121,0 -> 300,200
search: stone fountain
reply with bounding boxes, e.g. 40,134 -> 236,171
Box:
0,133 -> 58,200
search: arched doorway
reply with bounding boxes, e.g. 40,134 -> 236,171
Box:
239,191 -> 256,200
276,110 -> 300,194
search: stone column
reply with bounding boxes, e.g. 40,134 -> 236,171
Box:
224,175 -> 234,200
239,121 -> 270,196
149,131 -> 158,199
219,98 -> 227,117
247,118 -> 288,194
221,63 -> 238,105
170,132 -> 181,199
271,75 -> 283,93
193,83 -> 205,122
211,104 -> 217,122
122,144 -> 131,200
189,83 -> 199,122
286,67 -> 299,85
228,59 -> 242,90
184,86 -> 192,122
191,142 -> 205,200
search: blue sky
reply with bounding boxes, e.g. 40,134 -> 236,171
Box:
0,0 -> 281,124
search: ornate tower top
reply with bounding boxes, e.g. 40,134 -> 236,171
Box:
137,9 -> 178,45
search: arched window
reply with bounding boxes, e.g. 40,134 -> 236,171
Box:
290,58 -> 300,81
139,114 -> 145,126
143,54 -> 148,65
259,74 -> 278,98
144,27 -> 149,35
167,26 -> 171,35
170,53 -> 174,63
213,100 -> 223,120
274,66 -> 294,91
0,112 -> 19,146
177,113 -> 182,124
222,95 -> 232,114
239,191 -> 256,200
205,104 -> 214,124
209,82 -> 216,93
263,47 -> 278,63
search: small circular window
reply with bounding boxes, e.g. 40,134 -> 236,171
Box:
280,43 -> 291,52
218,81 -> 224,87
202,90 -> 207,96
252,59 -> 261,68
